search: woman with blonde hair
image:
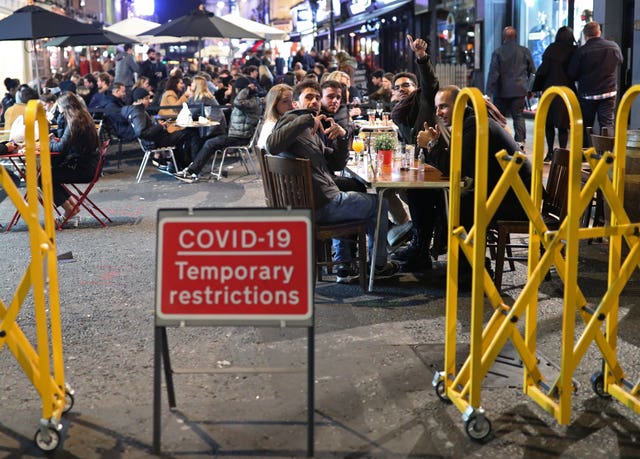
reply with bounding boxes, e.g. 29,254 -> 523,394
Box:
49,91 -> 99,225
187,75 -> 227,150
257,84 -> 293,150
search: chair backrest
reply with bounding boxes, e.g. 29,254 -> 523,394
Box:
259,148 -> 273,207
543,147 -> 570,220
263,154 -> 316,217
590,132 -> 615,156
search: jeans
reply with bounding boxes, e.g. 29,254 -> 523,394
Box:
315,191 -> 388,267
580,97 -> 616,148
494,96 -> 526,142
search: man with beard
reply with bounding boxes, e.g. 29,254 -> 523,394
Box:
140,48 -> 167,92
416,85 -> 532,278
389,35 -> 441,272
267,80 -> 399,283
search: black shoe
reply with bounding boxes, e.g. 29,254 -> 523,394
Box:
401,253 -> 433,273
336,264 -> 359,284
372,260 -> 400,279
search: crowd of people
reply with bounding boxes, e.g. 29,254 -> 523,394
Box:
0,19 -> 624,283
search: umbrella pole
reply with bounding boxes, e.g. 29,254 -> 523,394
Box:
32,39 -> 41,95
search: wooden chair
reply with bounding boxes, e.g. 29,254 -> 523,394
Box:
258,147 -> 273,207
490,147 -> 570,292
263,154 -> 368,289
58,139 -> 112,229
581,127 -> 614,238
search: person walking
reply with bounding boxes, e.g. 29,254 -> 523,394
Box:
486,26 -> 535,149
567,21 -> 623,144
531,26 -> 577,161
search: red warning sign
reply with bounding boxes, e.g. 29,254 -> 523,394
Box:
156,214 -> 313,323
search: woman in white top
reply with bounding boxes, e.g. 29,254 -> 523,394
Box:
257,84 -> 293,150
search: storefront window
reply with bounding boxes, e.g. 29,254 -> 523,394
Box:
520,0 -> 569,69
434,0 -> 476,66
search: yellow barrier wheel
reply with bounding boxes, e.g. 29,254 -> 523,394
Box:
464,414 -> 492,442
590,372 -> 612,399
34,427 -> 60,452
63,390 -> 75,414
435,379 -> 452,404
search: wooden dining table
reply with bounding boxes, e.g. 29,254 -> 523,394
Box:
345,155 -> 450,291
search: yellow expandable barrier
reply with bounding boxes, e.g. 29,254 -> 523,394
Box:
0,100 -> 72,452
435,84 -> 640,441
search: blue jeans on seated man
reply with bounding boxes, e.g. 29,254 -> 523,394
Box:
315,191 -> 388,267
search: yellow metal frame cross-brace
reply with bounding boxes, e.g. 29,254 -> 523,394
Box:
0,100 -> 72,452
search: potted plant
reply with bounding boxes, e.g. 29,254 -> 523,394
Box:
373,132 -> 397,166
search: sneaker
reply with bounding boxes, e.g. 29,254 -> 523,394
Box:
335,264 -> 359,284
174,168 -> 199,183
387,221 -> 413,249
157,163 -> 176,174
152,155 -> 168,167
373,260 -> 400,279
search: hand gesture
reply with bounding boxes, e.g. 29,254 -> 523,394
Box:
416,121 -> 440,148
407,34 -> 428,59
321,115 -> 347,140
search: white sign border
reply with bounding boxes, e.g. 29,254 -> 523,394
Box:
156,209 -> 314,325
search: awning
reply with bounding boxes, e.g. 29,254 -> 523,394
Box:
334,0 -> 411,33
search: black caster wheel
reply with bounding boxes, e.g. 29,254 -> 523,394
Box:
464,414 -> 492,442
34,427 -> 60,452
63,390 -> 75,414
590,372 -> 612,399
435,379 -> 452,404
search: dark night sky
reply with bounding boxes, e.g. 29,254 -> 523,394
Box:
154,0 -> 203,24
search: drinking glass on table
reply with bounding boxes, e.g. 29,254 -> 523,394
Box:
352,137 -> 365,160
367,108 -> 376,125
375,101 -> 384,118
204,106 -> 212,119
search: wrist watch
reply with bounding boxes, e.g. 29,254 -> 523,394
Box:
426,139 -> 437,151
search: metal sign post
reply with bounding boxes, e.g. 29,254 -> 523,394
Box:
153,208 -> 314,456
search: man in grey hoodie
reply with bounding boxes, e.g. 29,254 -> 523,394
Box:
114,44 -> 140,102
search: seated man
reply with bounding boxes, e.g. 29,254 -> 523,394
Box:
174,77 -> 263,183
267,80 -> 399,282
102,82 -> 136,141
121,87 -> 190,172
411,85 -> 532,275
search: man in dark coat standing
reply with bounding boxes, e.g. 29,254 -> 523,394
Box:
568,21 -> 623,144
486,26 -> 535,148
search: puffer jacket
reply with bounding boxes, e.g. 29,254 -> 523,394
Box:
228,88 -> 262,139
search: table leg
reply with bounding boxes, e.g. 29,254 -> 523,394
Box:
368,187 -> 388,292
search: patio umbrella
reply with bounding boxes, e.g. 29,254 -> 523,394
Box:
220,14 -> 289,41
44,30 -> 138,47
105,17 -> 191,44
0,4 -> 102,90
140,5 -> 261,61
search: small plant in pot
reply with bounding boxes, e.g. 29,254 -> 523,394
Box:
373,132 -> 397,152
373,133 -> 397,166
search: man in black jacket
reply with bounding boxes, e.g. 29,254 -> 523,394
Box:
102,83 -> 135,141
568,21 -> 623,143
486,27 -> 535,147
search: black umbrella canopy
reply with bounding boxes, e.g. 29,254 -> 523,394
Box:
0,4 -> 101,41
140,6 -> 261,40
44,30 -> 138,47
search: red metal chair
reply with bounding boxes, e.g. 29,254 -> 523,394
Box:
58,139 -> 112,229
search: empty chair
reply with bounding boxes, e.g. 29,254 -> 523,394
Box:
210,122 -> 261,180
